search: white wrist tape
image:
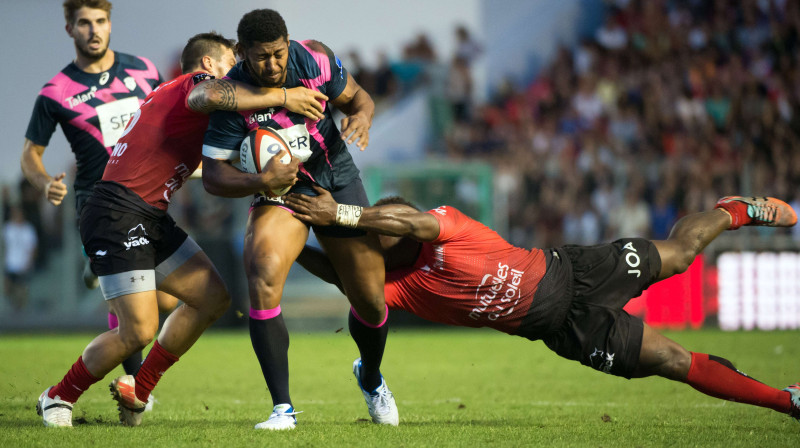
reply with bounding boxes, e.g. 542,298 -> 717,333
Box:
335,204 -> 363,228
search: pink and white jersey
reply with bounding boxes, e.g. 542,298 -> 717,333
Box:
25,52 -> 162,203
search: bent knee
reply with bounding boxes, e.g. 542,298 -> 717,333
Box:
118,323 -> 158,351
245,255 -> 290,305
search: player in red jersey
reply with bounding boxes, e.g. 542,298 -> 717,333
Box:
286,190 -> 800,423
36,32 -> 328,428
22,0 -> 172,388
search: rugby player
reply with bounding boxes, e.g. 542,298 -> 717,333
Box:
202,9 -> 396,429
36,31 -> 328,428
21,0 -> 171,385
286,189 -> 800,422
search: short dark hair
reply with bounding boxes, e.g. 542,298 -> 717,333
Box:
63,0 -> 112,24
374,196 -> 420,210
237,9 -> 288,49
180,32 -> 235,74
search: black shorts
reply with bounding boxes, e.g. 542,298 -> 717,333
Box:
252,177 -> 369,238
79,182 -> 197,299
541,238 -> 661,379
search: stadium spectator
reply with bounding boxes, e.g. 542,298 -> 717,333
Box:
35,30 -> 321,429
441,0 -> 800,245
286,189 -> 800,424
201,8 -> 397,430
20,0 -> 171,385
3,206 -> 38,312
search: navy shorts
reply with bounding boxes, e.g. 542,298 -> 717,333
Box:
252,177 -> 369,238
541,238 -> 661,379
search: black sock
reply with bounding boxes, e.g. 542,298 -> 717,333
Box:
349,308 -> 388,392
121,351 -> 142,376
249,314 -> 292,406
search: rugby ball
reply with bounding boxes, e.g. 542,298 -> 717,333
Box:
239,126 -> 293,197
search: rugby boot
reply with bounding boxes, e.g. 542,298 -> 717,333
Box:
715,196 -> 797,230
109,375 -> 146,427
254,403 -> 302,430
353,358 -> 399,426
784,383 -> 800,422
36,386 -> 73,427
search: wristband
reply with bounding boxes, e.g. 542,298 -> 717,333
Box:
335,204 -> 363,228
282,87 -> 287,107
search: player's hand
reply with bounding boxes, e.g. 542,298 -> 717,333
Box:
261,150 -> 299,192
284,87 -> 327,121
340,113 -> 371,151
285,185 -> 338,225
45,173 -> 67,206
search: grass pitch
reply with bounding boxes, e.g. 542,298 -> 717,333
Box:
1,328 -> 799,447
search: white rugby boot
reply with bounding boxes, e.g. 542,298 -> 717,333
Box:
109,375 -> 146,427
254,403 -> 301,430
353,358 -> 399,426
36,386 -> 73,428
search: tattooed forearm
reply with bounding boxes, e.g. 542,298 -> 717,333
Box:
187,80 -> 238,113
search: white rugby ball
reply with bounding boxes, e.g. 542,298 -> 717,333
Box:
239,126 -> 292,197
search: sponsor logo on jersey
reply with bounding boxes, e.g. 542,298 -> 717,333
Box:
99,72 -> 110,85
247,110 -> 275,125
469,262 -> 524,322
335,55 -> 344,79
124,224 -> 150,250
95,250 -> 108,256
432,207 -> 447,216
64,86 -> 98,109
589,348 -> 615,374
123,76 -> 137,92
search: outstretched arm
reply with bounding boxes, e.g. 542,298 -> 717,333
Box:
284,186 -> 440,241
187,79 -> 328,120
296,245 -> 345,294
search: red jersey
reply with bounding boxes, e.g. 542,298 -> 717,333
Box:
384,206 -> 547,335
103,72 -> 213,210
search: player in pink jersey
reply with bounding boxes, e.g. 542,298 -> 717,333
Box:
36,32 -> 328,428
21,0 -> 174,389
286,190 -> 800,423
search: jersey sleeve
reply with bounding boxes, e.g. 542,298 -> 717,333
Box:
307,40 -> 349,100
182,72 -> 215,111
202,110 -> 247,161
24,94 -> 59,146
426,206 -> 468,243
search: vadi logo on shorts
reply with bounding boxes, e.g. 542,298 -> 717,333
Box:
589,348 -> 615,374
124,224 -> 150,250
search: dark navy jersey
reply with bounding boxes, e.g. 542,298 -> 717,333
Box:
203,39 -> 360,190
25,52 -> 163,203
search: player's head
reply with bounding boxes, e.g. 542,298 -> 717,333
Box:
374,196 -> 420,210
63,0 -> 112,61
236,9 -> 289,88
181,32 -> 237,78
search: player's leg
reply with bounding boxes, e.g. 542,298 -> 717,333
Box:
244,205 -> 309,430
633,324 -> 800,420
37,290 -> 160,427
654,196 -> 798,281
317,232 -> 398,426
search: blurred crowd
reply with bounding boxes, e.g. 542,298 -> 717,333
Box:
444,0 -> 800,249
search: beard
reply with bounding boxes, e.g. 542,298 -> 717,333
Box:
245,59 -> 286,88
75,38 -> 110,62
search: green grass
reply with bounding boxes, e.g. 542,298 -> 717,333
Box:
1,328 -> 799,447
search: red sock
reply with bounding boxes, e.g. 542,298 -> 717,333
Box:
686,352 -> 791,413
49,356 -> 101,403
134,341 -> 179,402
715,201 -> 750,230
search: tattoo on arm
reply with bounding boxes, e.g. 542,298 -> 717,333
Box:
188,80 -> 238,113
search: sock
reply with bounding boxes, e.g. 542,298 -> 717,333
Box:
49,356 -> 101,403
686,352 -> 791,414
349,305 -> 389,392
715,200 -> 750,230
109,313 -> 143,376
134,341 -> 179,403
249,306 -> 292,406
